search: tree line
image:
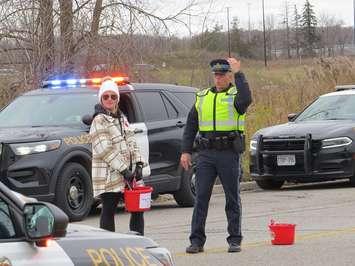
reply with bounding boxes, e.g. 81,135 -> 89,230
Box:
187,0 -> 352,59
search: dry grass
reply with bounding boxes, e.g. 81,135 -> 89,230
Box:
153,54 -> 355,180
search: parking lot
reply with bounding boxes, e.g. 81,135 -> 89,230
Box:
78,181 -> 355,266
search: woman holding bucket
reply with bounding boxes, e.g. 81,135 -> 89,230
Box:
90,78 -> 147,235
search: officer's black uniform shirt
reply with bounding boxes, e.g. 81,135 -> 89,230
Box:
181,71 -> 252,154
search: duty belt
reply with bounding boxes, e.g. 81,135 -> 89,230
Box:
197,131 -> 245,153
197,132 -> 239,151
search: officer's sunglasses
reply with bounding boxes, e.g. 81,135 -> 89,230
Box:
102,94 -> 118,101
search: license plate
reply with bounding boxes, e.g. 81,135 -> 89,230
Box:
277,154 -> 296,166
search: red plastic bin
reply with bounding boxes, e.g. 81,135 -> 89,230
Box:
124,186 -> 153,212
269,220 -> 296,245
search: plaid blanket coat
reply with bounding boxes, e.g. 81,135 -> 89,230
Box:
89,113 -> 145,198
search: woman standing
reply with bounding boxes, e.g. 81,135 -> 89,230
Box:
90,78 -> 146,235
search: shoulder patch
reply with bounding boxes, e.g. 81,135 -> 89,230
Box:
196,88 -> 210,97
226,86 -> 238,95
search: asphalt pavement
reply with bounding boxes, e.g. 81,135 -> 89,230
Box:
78,180 -> 355,266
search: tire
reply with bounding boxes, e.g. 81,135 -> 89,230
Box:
173,159 -> 196,207
55,162 -> 93,221
350,176 -> 355,187
151,193 -> 159,200
256,179 -> 284,190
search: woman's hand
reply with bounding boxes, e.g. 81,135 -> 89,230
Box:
134,163 -> 144,181
121,169 -> 135,183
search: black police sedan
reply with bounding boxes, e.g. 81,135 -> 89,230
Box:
0,76 -> 196,221
250,86 -> 355,189
0,181 -> 174,265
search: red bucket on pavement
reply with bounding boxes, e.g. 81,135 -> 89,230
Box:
269,220 -> 296,245
124,186 -> 153,212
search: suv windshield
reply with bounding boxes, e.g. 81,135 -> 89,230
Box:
296,94 -> 355,122
0,93 -> 98,127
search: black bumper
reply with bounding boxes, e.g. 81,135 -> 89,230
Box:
250,134 -> 354,183
0,144 -> 59,202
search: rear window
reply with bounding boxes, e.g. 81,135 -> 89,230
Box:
135,91 -> 168,122
172,92 -> 195,109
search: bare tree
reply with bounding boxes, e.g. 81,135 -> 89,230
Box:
58,0 -> 74,71
318,13 -> 344,57
38,0 -> 54,76
0,0 -> 196,87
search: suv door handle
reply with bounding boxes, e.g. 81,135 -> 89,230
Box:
133,128 -> 143,134
176,121 -> 185,128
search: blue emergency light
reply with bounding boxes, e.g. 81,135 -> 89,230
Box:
42,76 -> 129,88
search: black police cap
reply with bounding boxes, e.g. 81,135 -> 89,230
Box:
210,59 -> 231,73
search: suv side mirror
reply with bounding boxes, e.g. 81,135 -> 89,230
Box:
82,114 -> 93,126
287,113 -> 297,122
23,202 -> 68,246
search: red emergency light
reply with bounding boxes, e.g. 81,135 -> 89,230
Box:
42,75 -> 129,88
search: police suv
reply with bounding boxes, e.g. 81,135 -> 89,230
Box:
0,76 -> 196,221
250,85 -> 355,189
0,181 -> 174,265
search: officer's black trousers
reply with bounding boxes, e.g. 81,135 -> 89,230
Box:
100,192 -> 144,235
190,149 -> 242,246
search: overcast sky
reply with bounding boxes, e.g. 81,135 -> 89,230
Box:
155,0 -> 354,36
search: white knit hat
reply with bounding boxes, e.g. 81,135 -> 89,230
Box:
98,79 -> 119,103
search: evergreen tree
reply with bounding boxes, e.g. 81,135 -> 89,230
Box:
300,0 -> 319,56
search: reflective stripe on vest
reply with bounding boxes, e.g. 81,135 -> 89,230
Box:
195,86 -> 245,132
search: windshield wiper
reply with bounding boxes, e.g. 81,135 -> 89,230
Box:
323,117 -> 350,120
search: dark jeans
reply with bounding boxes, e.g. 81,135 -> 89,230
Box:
190,149 -> 242,246
100,192 -> 144,235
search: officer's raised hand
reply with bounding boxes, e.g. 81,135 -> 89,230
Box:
227,57 -> 241,74
180,153 -> 192,171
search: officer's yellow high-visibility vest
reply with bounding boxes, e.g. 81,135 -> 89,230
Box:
195,86 -> 245,132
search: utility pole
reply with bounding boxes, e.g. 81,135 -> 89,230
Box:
285,0 -> 291,59
188,10 -> 192,39
227,7 -> 231,57
262,0 -> 267,66
248,3 -> 251,43
353,0 -> 355,45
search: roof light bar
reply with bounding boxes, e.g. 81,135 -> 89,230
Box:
42,76 -> 129,88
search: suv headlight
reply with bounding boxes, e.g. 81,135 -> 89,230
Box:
321,137 -> 352,149
250,139 -> 257,151
146,247 -> 174,266
10,140 -> 61,155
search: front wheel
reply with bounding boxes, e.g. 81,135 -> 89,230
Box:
256,179 -> 284,190
350,176 -> 355,187
55,162 -> 93,221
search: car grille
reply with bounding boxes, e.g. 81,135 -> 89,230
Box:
259,137 -> 311,175
263,139 -> 305,151
262,139 -> 322,153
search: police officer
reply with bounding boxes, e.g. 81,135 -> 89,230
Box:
180,58 -> 252,253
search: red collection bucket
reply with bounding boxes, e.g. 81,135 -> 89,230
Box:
269,220 -> 296,245
124,186 -> 153,212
